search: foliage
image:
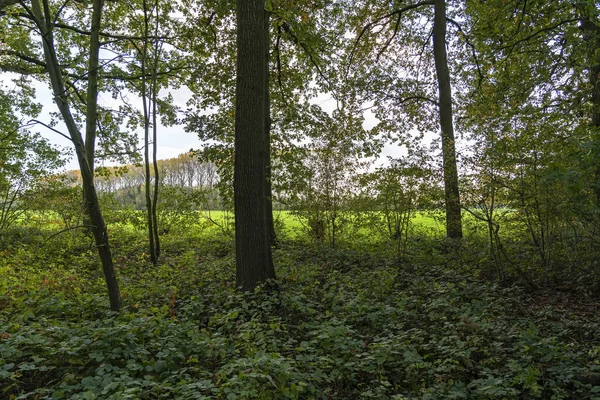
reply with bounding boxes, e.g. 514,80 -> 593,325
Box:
1,227 -> 600,399
1,0 -> 600,397
153,186 -> 208,235
0,109 -> 65,241
283,108 -> 373,248
357,150 -> 440,259
106,185 -> 209,235
29,175 -> 83,232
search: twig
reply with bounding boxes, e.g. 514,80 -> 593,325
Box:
26,119 -> 73,142
347,0 -> 434,78
46,224 -> 96,241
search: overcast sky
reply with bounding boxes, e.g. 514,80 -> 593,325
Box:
2,72 -> 408,172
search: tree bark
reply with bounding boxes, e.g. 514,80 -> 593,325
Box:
433,0 -> 462,239
31,0 -> 121,310
141,0 -> 158,264
84,0 -> 102,173
264,11 -> 277,247
81,0 -> 102,230
151,37 -> 161,259
577,2 -> 600,204
234,0 -> 276,290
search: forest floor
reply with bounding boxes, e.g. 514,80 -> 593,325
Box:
1,225 -> 600,399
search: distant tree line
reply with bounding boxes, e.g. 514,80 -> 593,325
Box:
64,153 -> 221,210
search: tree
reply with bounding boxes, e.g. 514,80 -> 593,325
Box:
18,0 -> 121,310
576,1 -> 600,204
183,0 -> 344,248
359,151 -> 437,260
281,105 -> 372,248
136,0 -> 163,264
347,0 -> 464,239
0,88 -> 64,237
432,0 -> 462,238
459,0 -> 600,276
113,0 -> 183,264
234,0 -> 276,290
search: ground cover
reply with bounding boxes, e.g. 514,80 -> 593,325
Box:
1,226 -> 599,399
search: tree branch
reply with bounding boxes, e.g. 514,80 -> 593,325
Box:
446,17 -> 484,88
347,0 -> 434,74
498,18 -> 579,51
10,8 -> 174,42
275,25 -> 289,107
386,93 -> 438,106
26,119 -> 73,142
376,13 -> 402,61
280,21 -> 334,93
46,224 -> 96,241
0,48 -> 188,82
0,49 -> 47,69
0,0 -> 18,14
0,62 -> 45,74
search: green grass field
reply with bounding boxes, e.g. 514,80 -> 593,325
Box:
200,210 -> 446,231
17,208 -> 485,243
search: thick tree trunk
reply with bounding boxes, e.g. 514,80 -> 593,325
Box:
31,0 -> 121,311
592,63 -> 600,205
433,0 -> 462,239
234,0 -> 276,290
264,11 -> 277,247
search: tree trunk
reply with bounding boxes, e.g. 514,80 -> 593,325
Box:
264,11 -> 278,247
151,43 -> 161,259
84,0 -> 102,173
141,0 -> 157,264
433,0 -> 462,239
234,0 -> 276,290
31,0 -> 121,311
577,2 -> 600,204
81,0 -> 102,230
150,0 -> 161,259
593,65 -> 600,205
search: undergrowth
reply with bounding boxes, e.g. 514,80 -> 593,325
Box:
1,228 -> 599,399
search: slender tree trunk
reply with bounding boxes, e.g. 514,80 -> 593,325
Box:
264,11 -> 278,247
142,60 -> 156,264
151,53 -> 161,259
84,0 -> 102,173
577,3 -> 600,204
81,0 -> 103,229
31,0 -> 121,311
151,3 -> 161,259
234,0 -> 276,290
433,0 -> 462,239
141,0 -> 157,264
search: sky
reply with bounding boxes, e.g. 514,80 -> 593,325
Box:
29,79 -> 202,171
3,72 -> 406,173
